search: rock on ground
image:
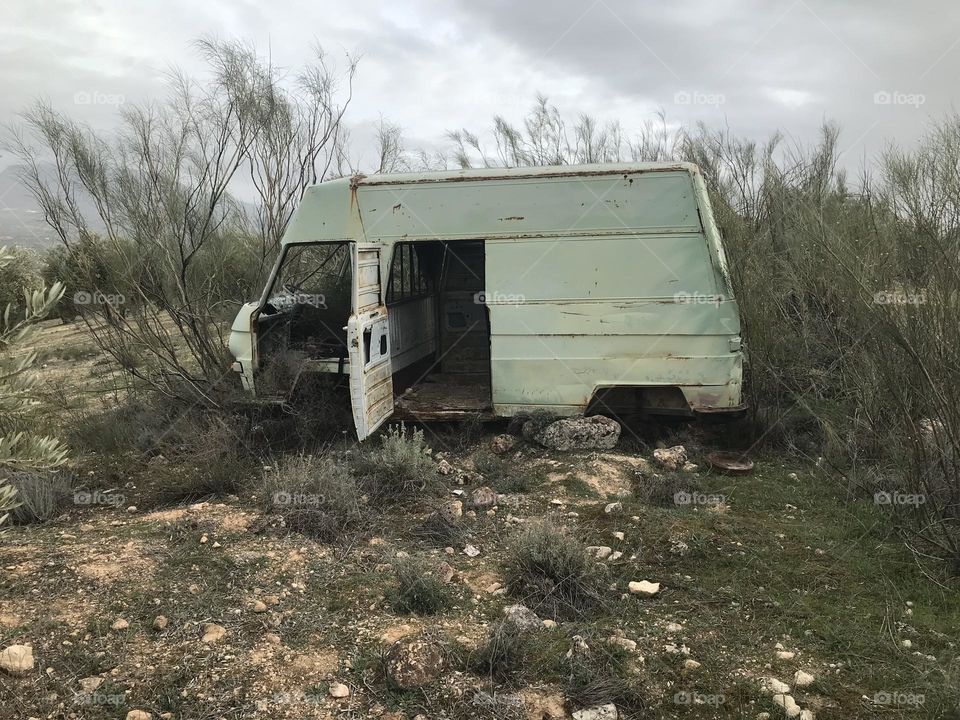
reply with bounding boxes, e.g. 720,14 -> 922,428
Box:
0,644 -> 34,674
628,580 -> 660,597
384,636 -> 446,689
572,703 -> 618,720
502,604 -> 543,632
653,445 -> 688,471
525,415 -> 620,451
201,623 -> 227,643
793,670 -> 815,688
328,682 -> 350,698
519,689 -> 566,719
773,693 -> 801,718
490,434 -> 517,454
470,486 -> 497,508
760,677 -> 791,695
126,711 -> 152,720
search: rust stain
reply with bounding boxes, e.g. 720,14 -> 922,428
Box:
499,216 -> 525,221
392,203 -> 402,212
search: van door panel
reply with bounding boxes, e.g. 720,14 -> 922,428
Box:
348,244 -> 393,440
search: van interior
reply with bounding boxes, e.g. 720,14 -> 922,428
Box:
253,240 -> 493,419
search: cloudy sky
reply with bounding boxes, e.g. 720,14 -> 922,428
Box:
1,0 -> 957,174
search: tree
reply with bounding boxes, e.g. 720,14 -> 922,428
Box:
8,38 -> 357,407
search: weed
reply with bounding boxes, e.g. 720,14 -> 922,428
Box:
412,509 -> 465,547
387,555 -> 451,615
6,470 -> 71,524
473,448 -> 545,493
502,520 -> 608,619
259,453 -> 362,540
354,424 -> 440,503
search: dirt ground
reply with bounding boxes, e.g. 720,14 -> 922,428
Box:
1,322 -> 958,720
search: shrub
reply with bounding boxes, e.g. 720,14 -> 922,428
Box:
0,247 -> 42,316
634,471 -> 702,507
565,644 -> 645,714
260,453 -> 362,540
412,509 -> 465,547
162,417 -> 256,501
469,620 -> 528,681
501,520 -> 608,619
6,471 -> 71,524
353,424 -> 439,503
387,555 -> 451,615
0,479 -> 20,529
473,448 -> 544,493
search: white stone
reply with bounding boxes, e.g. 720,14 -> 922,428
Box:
683,658 -> 701,671
776,650 -> 796,660
0,644 -> 33,674
572,702 -> 618,720
793,670 -> 815,688
628,580 -> 660,597
328,682 -> 350,698
760,677 -> 791,695
110,618 -> 129,631
463,544 -> 481,557
772,694 -> 801,718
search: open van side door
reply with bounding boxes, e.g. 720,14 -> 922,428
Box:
347,243 -> 394,440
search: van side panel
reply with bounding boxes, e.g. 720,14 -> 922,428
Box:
482,173 -> 741,416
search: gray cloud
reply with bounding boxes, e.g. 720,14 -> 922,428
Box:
1,0 -> 957,176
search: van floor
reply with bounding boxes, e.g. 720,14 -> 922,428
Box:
393,372 -> 494,421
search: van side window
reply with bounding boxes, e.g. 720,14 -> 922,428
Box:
386,243 -> 429,304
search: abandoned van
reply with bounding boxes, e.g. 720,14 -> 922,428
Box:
228,162 -> 744,440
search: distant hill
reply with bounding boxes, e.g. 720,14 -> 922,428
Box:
0,164 -> 105,249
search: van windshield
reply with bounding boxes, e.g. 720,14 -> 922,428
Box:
266,242 -> 350,311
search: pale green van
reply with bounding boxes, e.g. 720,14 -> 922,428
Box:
228,162 -> 744,440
